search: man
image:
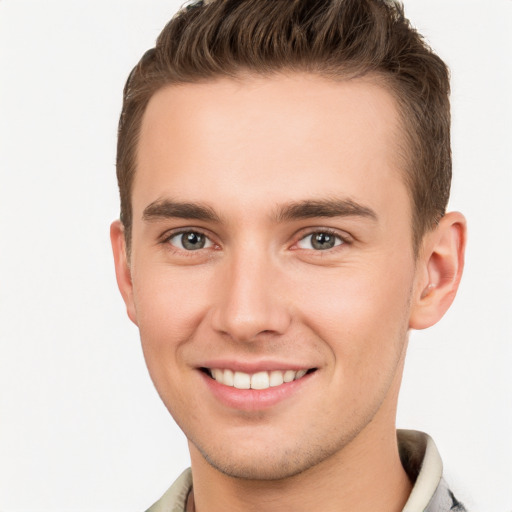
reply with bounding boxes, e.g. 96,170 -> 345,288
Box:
110,0 -> 467,510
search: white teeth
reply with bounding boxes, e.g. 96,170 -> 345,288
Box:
212,369 -> 223,381
283,370 -> 296,383
209,368 -> 311,390
269,370 -> 284,387
233,371 -> 251,389
251,371 -> 270,390
223,369 -> 234,386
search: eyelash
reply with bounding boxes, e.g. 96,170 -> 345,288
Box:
294,228 -> 350,252
161,228 -> 217,254
160,227 -> 351,254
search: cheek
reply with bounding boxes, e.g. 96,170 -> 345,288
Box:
131,267 -> 215,421
292,261 -> 414,366
131,265 -> 213,372
134,262 -> 211,327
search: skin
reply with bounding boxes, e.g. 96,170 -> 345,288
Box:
111,73 -> 466,512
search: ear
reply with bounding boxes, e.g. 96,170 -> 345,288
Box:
110,220 -> 138,325
409,212 -> 467,330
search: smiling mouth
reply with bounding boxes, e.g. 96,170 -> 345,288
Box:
201,368 -> 317,390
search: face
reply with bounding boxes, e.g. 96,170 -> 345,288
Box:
116,73 -> 424,480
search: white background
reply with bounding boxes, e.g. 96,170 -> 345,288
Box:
0,1 -> 510,511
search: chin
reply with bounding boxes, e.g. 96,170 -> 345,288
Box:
202,453 -> 313,481
193,435 -> 347,481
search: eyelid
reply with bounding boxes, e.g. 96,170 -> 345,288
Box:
292,227 -> 352,250
157,225 -> 352,253
160,227 -> 218,250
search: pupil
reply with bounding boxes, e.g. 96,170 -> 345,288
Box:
182,232 -> 205,250
312,233 -> 335,250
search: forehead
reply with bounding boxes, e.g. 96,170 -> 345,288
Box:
134,73 -> 408,221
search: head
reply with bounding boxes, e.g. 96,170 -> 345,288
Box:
116,0 -> 452,255
111,0 -> 465,482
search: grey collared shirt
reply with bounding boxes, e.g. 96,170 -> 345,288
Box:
146,430 -> 466,512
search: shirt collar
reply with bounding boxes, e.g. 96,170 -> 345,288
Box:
398,429 -> 446,512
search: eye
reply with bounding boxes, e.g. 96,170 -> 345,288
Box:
297,231 -> 344,251
167,231 -> 214,251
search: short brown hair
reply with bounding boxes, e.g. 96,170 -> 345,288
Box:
116,0 -> 451,252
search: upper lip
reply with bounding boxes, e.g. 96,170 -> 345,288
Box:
198,359 -> 317,373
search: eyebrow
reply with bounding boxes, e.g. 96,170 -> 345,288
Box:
273,198 -> 378,223
142,197 -> 377,224
143,200 -> 221,223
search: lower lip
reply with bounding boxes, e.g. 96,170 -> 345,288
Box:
200,371 -> 315,411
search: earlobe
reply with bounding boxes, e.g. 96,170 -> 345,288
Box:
409,212 -> 467,330
110,220 -> 138,325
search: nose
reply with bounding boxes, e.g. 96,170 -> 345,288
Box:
210,247 -> 292,343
